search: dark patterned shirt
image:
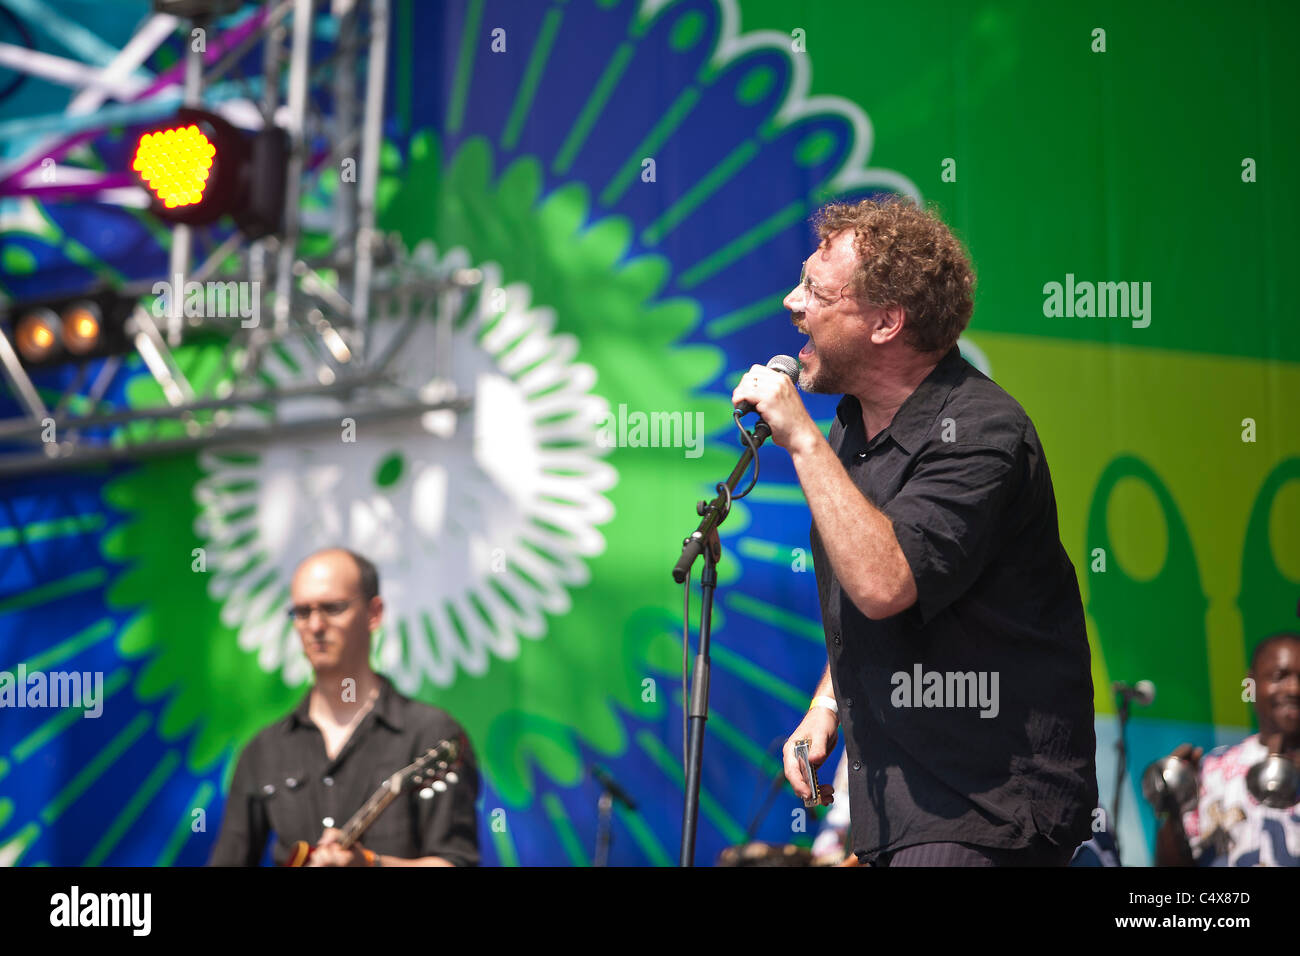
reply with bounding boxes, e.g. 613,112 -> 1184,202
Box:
208,675 -> 479,866
809,346 -> 1097,862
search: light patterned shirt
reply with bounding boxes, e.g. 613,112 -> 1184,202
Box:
1181,734 -> 1300,867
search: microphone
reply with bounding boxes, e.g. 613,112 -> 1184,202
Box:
591,765 -> 638,810
735,354 -> 800,416
672,357 -> 797,584
1113,680 -> 1156,707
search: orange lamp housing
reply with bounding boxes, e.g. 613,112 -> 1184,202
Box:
4,291 -> 132,369
130,107 -> 287,238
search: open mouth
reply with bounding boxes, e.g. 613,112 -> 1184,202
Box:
798,336 -> 815,359
1273,700 -> 1300,724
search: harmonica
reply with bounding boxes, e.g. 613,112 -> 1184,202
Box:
794,738 -> 821,809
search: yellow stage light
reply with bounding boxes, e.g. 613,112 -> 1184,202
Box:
128,108 -> 286,237
4,293 -> 131,369
62,301 -> 102,355
14,309 -> 61,364
131,124 -> 217,209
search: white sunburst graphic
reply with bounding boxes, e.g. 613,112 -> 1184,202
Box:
193,242 -> 616,693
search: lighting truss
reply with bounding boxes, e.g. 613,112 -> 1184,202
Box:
0,0 -> 473,477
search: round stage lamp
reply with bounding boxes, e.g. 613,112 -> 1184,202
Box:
130,108 -> 248,227
61,300 -> 102,355
129,108 -> 286,237
132,124 -> 216,210
14,308 -> 62,364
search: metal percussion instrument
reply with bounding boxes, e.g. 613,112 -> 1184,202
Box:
1141,755 -> 1199,814
1245,753 -> 1300,809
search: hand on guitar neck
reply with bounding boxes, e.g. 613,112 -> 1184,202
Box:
285,738 -> 463,867
302,827 -> 373,867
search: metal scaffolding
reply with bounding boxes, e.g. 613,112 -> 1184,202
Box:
0,0 -> 473,477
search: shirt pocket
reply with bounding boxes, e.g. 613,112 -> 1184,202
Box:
255,768 -> 314,853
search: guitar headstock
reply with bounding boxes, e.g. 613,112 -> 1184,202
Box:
386,737 -> 463,796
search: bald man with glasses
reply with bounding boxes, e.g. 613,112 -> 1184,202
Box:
208,548 -> 479,867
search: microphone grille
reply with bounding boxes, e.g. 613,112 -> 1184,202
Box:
767,354 -> 799,381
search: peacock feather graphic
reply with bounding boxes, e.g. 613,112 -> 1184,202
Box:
0,0 -> 921,865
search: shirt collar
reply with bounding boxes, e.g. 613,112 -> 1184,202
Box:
285,672 -> 404,733
834,345 -> 965,456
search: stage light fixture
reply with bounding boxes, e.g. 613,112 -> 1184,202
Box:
133,124 -> 217,210
14,308 -> 61,364
4,293 -> 132,369
62,300 -> 103,356
130,108 -> 287,238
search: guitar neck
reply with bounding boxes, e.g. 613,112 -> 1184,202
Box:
332,740 -> 457,850
337,784 -> 400,849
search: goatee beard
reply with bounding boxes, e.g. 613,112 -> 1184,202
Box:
799,363 -> 841,395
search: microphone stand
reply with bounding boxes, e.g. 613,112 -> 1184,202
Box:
593,790 -> 615,867
672,417 -> 771,866
1112,690 -> 1131,863
591,765 -> 636,867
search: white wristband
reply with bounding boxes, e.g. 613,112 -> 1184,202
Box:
810,695 -> 839,716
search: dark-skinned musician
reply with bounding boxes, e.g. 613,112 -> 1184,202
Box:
1156,633 -> 1300,866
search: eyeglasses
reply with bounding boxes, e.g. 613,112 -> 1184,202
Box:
798,259 -> 856,310
287,599 -> 356,622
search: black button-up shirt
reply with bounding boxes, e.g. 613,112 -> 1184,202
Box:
810,346 -> 1097,861
208,675 -> 480,866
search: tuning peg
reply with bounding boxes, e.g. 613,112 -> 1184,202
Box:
444,772 -> 459,785
418,787 -> 435,800
432,780 -> 448,792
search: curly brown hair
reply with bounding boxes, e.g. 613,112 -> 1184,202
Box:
812,197 -> 975,354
